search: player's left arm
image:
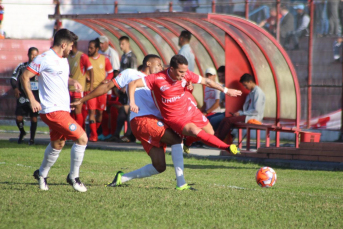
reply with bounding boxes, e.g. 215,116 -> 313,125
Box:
128,78 -> 145,113
200,77 -> 242,97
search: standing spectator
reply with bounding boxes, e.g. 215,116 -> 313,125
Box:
215,73 -> 265,143
259,7 -> 282,37
333,37 -> 343,60
0,0 -> 4,37
10,47 -> 39,145
284,4 -> 310,50
315,0 -> 329,36
119,36 -> 137,71
87,38 -> 114,142
21,29 -> 88,192
98,35 -> 120,140
99,35 -> 120,71
179,0 -> 199,12
178,30 -> 195,72
327,0 -> 341,36
280,4 -> 295,47
67,41 -> 94,129
201,68 -> 221,116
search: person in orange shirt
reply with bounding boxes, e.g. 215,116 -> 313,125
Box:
68,41 -> 94,129
86,38 -> 113,141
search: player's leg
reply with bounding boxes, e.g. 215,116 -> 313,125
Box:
159,128 -> 188,188
87,96 -> 98,141
74,98 -> 84,128
16,115 -> 26,144
15,101 -> 27,144
28,115 -> 38,145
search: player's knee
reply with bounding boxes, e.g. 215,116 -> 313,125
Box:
77,133 -> 88,145
153,163 -> 166,173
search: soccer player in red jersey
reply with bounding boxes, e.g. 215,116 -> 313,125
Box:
129,55 -> 242,154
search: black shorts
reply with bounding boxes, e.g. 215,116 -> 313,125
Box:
15,97 -> 39,117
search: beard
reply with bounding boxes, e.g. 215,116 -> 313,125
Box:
62,48 -> 71,58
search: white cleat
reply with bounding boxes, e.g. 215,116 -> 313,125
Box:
33,169 -> 49,191
66,174 -> 87,192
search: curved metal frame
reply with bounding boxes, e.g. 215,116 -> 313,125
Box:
100,19 -> 149,56
113,19 -> 167,64
209,14 -> 301,129
161,17 -> 219,69
214,17 -> 281,124
147,18 -> 204,76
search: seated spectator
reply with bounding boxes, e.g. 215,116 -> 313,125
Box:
284,4 -> 310,50
201,67 -> 221,116
333,37 -> 343,61
215,73 -> 265,143
259,7 -> 282,37
208,66 -> 226,131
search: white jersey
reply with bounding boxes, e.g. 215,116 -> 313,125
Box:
28,49 -> 70,114
99,47 -> 120,71
112,69 -> 162,120
204,86 -> 221,113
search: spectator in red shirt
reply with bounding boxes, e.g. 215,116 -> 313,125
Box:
0,0 -> 4,37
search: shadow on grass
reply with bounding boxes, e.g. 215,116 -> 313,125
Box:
166,163 -> 258,170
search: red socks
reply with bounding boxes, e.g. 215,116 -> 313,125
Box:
75,113 -> 83,129
89,123 -> 97,139
101,111 -> 110,136
196,130 -> 230,150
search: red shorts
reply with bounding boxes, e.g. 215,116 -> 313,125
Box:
130,115 -> 168,154
40,111 -> 85,141
165,106 -> 209,136
69,91 -> 83,100
87,93 -> 107,111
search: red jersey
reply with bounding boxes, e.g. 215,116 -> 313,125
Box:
143,69 -> 202,120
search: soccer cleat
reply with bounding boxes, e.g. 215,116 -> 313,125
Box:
97,134 -> 105,141
89,136 -> 98,142
106,171 -> 123,187
183,144 -> 190,154
33,169 -> 48,191
175,184 -> 196,191
18,131 -> 26,144
66,174 -> 87,192
103,134 -> 112,140
227,144 -> 240,155
28,139 -> 35,146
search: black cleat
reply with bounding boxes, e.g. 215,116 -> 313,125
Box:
33,169 -> 48,190
18,131 -> 26,144
28,139 -> 35,146
66,174 -> 87,192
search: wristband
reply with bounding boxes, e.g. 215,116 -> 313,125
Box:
223,87 -> 228,94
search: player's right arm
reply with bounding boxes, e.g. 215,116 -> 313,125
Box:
20,69 -> 41,112
128,78 -> 145,113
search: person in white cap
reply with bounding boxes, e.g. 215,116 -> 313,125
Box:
201,67 -> 221,117
284,4 -> 310,50
99,35 -> 120,71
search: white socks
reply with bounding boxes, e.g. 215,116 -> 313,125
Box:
69,144 -> 87,179
171,143 -> 186,187
121,164 -> 159,183
39,143 -> 61,178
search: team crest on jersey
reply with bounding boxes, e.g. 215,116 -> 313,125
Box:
157,121 -> 164,127
188,106 -> 192,111
19,97 -> 26,104
160,85 -> 169,92
156,76 -> 164,80
69,123 -> 77,131
74,62 -> 78,67
181,80 -> 186,88
202,115 -> 207,122
99,64 -> 104,69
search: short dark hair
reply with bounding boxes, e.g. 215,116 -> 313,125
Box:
119,36 -> 130,42
143,54 -> 161,67
170,55 -> 188,69
28,47 -> 38,55
180,30 -> 192,41
217,66 -> 225,74
240,73 -> 255,83
280,4 -> 289,10
53,29 -> 78,47
89,38 -> 100,49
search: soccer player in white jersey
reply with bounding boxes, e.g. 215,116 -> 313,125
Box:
20,29 -> 88,192
71,54 -> 193,190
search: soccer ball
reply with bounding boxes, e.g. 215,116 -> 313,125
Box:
255,167 -> 277,188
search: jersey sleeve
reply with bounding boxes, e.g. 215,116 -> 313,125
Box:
143,74 -> 155,90
105,57 -> 113,74
80,54 -> 93,70
111,69 -> 129,89
185,70 -> 202,84
27,56 -> 43,75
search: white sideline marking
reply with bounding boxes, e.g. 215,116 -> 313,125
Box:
214,184 -> 247,190
16,164 -> 32,168
0,162 -> 5,164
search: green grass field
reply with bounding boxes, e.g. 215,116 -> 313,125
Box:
0,125 -> 49,133
0,140 -> 342,229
